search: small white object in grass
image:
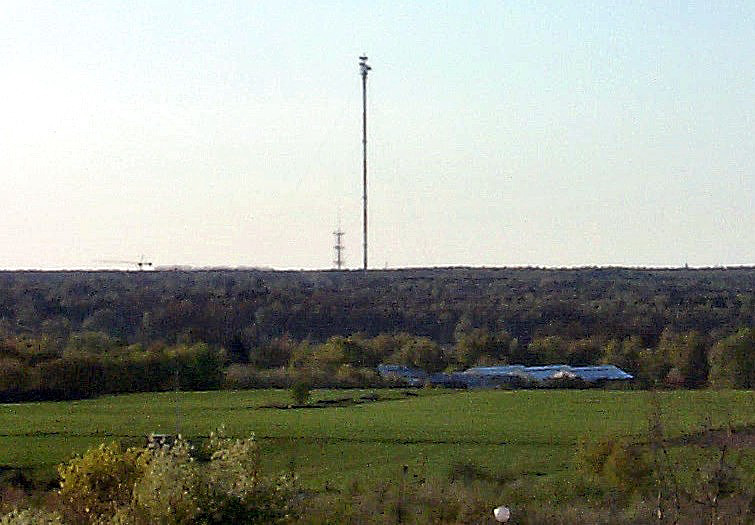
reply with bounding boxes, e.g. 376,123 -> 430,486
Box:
493,505 -> 511,522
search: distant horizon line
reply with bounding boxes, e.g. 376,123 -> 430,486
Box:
0,263 -> 753,273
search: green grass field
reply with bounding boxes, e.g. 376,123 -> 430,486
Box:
1,389 -> 753,490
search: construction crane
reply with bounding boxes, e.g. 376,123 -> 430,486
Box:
97,256 -> 153,270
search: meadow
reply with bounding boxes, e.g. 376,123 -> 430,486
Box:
1,388 -> 753,492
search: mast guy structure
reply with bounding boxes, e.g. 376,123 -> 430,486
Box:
333,228 -> 345,270
359,55 -> 371,271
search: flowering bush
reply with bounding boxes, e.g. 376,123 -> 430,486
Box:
55,432 -> 294,525
57,442 -> 142,522
0,509 -> 64,525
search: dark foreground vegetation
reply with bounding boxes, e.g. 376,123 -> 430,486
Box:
0,267 -> 753,401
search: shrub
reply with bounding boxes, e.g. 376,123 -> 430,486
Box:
225,366 -> 292,389
115,437 -> 199,525
57,442 -> 142,522
575,438 -> 651,498
54,433 -> 294,525
293,475 -> 493,524
195,432 -> 294,524
0,508 -> 64,525
291,380 -> 311,405
225,364 -> 261,389
708,328 -> 754,389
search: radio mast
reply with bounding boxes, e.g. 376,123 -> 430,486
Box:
359,55 -> 371,272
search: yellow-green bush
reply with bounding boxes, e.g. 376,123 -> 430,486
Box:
575,438 -> 651,497
0,508 -> 64,525
58,442 -> 142,522
56,433 -> 294,525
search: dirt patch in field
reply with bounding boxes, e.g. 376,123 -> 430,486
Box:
664,425 -> 755,449
255,390 -> 419,410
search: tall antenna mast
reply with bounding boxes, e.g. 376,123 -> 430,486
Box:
333,227 -> 345,270
359,55 -> 371,272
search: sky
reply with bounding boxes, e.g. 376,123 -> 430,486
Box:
1,1 -> 753,270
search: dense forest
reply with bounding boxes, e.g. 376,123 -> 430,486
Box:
0,267 -> 753,400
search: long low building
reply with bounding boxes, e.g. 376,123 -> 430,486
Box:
376,364 -> 429,386
377,363 -> 633,388
461,364 -> 633,386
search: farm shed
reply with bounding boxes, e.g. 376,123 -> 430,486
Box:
378,363 -> 633,388
464,364 -> 633,384
429,372 -> 480,388
377,364 -> 429,386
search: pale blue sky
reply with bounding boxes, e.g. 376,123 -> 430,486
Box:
1,1 -> 752,269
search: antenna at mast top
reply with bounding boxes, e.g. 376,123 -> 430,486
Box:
359,57 -> 371,74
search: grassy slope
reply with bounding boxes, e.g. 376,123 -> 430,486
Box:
1,389 -> 752,488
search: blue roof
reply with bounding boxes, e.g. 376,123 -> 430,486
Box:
527,366 -> 573,381
462,364 -> 633,382
379,363 -> 633,387
464,365 -> 527,376
570,365 -> 633,381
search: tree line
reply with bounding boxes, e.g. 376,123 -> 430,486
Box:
1,325 -> 752,401
0,267 -> 752,400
